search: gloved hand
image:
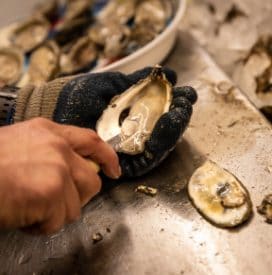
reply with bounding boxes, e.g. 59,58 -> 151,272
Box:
14,67 -> 197,177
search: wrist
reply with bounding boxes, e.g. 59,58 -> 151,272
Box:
0,86 -> 19,126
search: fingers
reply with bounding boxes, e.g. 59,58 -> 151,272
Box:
51,124 -> 121,179
69,152 -> 102,206
173,86 -> 198,104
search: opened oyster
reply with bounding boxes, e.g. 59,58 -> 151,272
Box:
96,66 -> 172,155
0,47 -> 24,87
60,37 -> 97,75
28,41 -> 60,85
63,0 -> 92,22
135,0 -> 173,33
188,161 -> 252,228
88,21 -> 131,58
10,16 -> 50,53
33,0 -> 59,21
97,0 -> 137,25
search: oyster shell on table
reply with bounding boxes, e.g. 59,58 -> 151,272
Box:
135,0 -> 173,34
28,41 -> 60,86
96,66 -> 173,155
0,47 -> 24,87
188,161 -> 252,228
257,194 -> 272,224
60,36 -> 97,75
10,16 -> 50,53
97,0 -> 137,25
88,21 -> 131,58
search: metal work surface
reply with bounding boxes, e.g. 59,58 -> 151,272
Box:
0,31 -> 271,275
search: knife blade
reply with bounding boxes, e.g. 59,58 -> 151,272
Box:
86,134 -> 122,173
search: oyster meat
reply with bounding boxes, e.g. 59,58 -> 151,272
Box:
60,36 -> 97,75
10,17 -> 50,53
96,66 -> 172,155
0,47 -> 24,87
188,161 -> 252,228
257,194 -> 272,224
28,41 -> 60,86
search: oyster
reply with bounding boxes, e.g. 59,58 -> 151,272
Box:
88,21 -> 131,58
96,66 -> 172,155
33,0 -> 59,21
54,17 -> 92,46
63,0 -> 92,22
0,47 -> 24,87
135,0 -> 173,33
188,161 -> 252,228
28,41 -> 60,86
97,0 -> 137,25
126,25 -> 157,55
10,17 -> 50,53
257,194 -> 272,224
60,37 -> 97,75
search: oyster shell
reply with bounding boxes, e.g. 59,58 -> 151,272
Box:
28,41 -> 60,86
88,21 -> 131,58
97,0 -> 137,25
54,17 -> 92,46
0,47 -> 24,87
10,17 -> 50,53
126,25 -> 157,55
63,0 -> 92,22
135,0 -> 173,33
96,66 -> 172,155
188,161 -> 252,228
257,194 -> 272,224
33,0 -> 59,21
60,36 -> 97,75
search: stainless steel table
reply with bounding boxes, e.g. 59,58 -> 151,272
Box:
0,31 -> 271,275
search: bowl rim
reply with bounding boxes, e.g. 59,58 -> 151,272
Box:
94,0 -> 187,73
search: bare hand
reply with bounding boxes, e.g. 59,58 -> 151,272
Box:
0,118 -> 120,234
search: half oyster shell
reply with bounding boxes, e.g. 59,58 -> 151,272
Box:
97,0 -> 137,25
96,66 -> 173,155
60,36 -> 97,75
135,0 -> 173,33
188,161 -> 252,228
0,47 -> 24,87
33,0 -> 59,21
10,17 -> 50,53
28,41 -> 60,86
88,21 -> 131,58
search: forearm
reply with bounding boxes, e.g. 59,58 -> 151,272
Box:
0,76 -> 73,126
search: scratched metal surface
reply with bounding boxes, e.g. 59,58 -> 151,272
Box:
0,31 -> 271,275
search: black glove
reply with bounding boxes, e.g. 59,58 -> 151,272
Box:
13,67 -> 197,177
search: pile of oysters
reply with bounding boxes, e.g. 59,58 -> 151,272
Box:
0,0 -> 174,87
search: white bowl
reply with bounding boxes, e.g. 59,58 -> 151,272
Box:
94,0 -> 187,74
0,0 -> 186,78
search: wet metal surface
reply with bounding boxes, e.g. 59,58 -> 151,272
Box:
0,31 -> 271,275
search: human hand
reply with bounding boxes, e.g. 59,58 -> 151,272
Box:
0,118 -> 120,234
14,67 -> 197,177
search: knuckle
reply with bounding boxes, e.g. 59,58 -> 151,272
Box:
88,130 -> 102,145
30,117 -> 51,128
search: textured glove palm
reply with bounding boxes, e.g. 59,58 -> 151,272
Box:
14,67 -> 197,177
